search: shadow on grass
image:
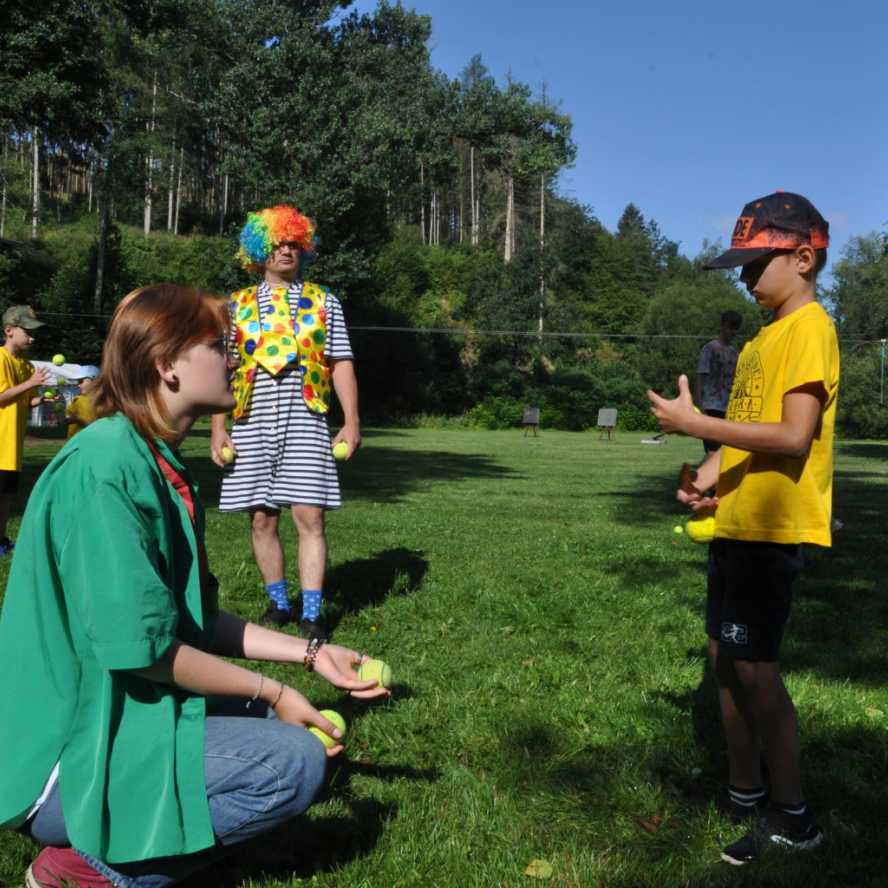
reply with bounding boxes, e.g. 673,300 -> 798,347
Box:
12,427 -> 502,520
182,444 -> 516,514
835,441 -> 888,462
338,446 -> 519,504
607,462 -> 888,686
324,547 -> 428,634
494,698 -> 888,888
181,760 -> 439,887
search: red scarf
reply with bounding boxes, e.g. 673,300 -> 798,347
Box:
148,441 -> 209,591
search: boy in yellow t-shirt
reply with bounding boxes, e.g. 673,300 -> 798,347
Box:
64,372 -> 99,439
647,193 -> 838,865
0,306 -> 53,555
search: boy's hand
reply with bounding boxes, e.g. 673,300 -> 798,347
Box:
28,367 -> 52,389
647,374 -> 697,435
676,462 -> 719,514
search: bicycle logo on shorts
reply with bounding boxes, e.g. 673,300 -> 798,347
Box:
721,622 -> 748,645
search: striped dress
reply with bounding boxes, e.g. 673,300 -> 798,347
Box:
219,281 -> 353,512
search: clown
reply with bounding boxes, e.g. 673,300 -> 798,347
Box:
211,206 -> 361,639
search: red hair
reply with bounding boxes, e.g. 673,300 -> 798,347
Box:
92,285 -> 228,442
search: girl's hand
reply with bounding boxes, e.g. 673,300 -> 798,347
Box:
314,643 -> 391,700
271,684 -> 344,757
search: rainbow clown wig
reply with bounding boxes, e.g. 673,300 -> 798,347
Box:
236,205 -> 317,272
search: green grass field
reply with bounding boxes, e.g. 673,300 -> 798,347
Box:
2,427 -> 887,888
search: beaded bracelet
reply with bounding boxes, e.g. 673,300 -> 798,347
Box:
246,674 -> 264,709
303,637 -> 324,672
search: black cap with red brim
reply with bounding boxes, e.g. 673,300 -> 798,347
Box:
704,191 -> 829,270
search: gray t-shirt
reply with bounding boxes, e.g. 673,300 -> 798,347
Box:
697,339 -> 739,412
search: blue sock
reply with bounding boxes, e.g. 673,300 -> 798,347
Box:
265,580 -> 290,611
301,589 -> 322,622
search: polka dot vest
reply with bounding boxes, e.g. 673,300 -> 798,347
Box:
230,281 -> 332,421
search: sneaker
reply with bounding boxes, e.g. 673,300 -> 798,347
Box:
298,618 -> 328,642
721,808 -> 824,866
0,537 -> 14,556
26,846 -> 114,887
716,788 -> 769,822
259,604 -> 294,627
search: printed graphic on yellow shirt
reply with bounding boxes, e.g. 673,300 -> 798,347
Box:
726,351 -> 764,422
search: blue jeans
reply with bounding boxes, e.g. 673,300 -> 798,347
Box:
28,702 -> 327,887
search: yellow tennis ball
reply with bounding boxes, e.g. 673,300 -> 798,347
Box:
358,658 -> 392,689
686,515 -> 716,544
673,525 -> 684,535
693,406 -> 701,414
220,445 -> 235,464
52,354 -> 65,366
308,710 -> 346,749
332,441 -> 349,460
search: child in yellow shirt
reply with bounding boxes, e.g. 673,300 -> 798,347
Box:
0,306 -> 53,555
64,372 -> 99,439
648,193 -> 838,865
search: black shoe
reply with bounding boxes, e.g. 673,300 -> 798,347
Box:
716,788 -> 769,823
298,618 -> 327,642
721,808 -> 823,866
260,604 -> 294,627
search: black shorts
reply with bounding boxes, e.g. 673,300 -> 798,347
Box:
703,409 -> 726,453
706,538 -> 804,662
0,470 -> 19,495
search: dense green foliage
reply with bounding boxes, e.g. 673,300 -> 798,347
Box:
829,232 -> 888,438
1,1 -> 886,434
2,429 -> 887,886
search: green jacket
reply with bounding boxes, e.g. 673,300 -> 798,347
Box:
0,414 -> 218,863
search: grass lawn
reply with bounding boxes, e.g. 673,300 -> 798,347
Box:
1,426 -> 887,887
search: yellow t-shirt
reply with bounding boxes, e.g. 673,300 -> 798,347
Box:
715,301 -> 839,547
66,394 -> 97,439
0,348 -> 35,472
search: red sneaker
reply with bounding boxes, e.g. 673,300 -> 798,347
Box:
26,846 -> 114,887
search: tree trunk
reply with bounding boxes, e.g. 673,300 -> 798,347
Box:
219,173 -> 229,235
167,135 -> 176,230
503,172 -> 514,263
174,146 -> 183,234
458,152 -> 464,244
30,127 -> 39,240
143,71 -> 158,237
1,132 -> 7,238
94,152 -> 112,314
538,173 -> 546,336
430,188 -> 435,246
419,160 -> 426,245
469,146 -> 477,246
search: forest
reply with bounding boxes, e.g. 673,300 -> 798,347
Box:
2,0 -> 887,434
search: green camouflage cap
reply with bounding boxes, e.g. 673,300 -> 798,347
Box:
2,305 -> 45,329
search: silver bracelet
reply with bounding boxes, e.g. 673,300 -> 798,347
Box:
246,674 -> 264,709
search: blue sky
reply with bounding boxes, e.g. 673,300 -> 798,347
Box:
348,0 -> 887,277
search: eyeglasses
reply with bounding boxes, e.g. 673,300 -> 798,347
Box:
206,335 -> 229,355
271,242 -> 301,254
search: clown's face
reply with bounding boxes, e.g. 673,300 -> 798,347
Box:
264,241 -> 301,279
